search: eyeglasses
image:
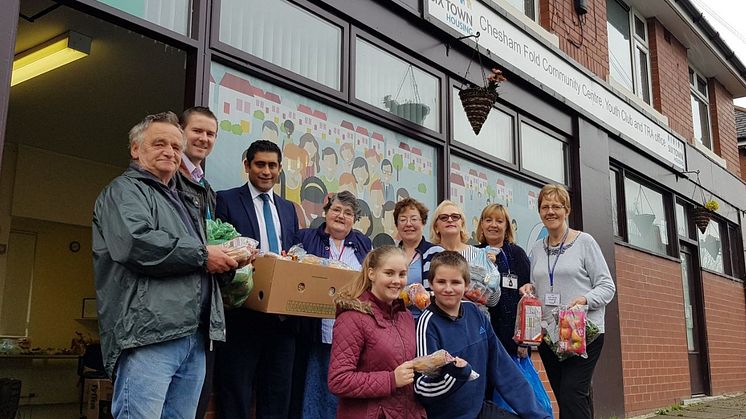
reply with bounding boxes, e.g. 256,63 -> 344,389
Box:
539,204 -> 565,212
329,206 -> 355,219
437,213 -> 462,222
397,216 -> 422,225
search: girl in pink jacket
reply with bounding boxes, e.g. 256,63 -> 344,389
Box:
328,246 -> 426,419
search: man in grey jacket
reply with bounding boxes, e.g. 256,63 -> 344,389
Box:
92,111 -> 245,418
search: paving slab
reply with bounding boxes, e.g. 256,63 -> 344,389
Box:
640,393 -> 746,419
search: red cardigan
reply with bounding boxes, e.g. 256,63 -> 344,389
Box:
328,291 -> 426,419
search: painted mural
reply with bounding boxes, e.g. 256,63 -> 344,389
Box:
206,63 -> 438,245
449,155 -> 546,251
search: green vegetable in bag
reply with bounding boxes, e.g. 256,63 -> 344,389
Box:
206,219 -> 254,309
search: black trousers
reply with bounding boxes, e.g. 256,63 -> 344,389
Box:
195,340 -> 215,419
214,334 -> 296,419
538,334 -> 605,419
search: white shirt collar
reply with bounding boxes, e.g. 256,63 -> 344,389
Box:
181,154 -> 204,182
247,181 -> 275,204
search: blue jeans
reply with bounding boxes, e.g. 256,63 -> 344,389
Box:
112,331 -> 205,419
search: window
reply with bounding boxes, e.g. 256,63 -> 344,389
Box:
218,0 -> 342,90
689,66 -> 712,149
449,155 -> 543,250
698,219 -> 723,274
355,38 -> 440,131
610,169 -> 620,237
453,87 -> 514,163
504,0 -> 539,21
623,177 -> 670,255
676,202 -> 689,238
207,62 -> 438,242
97,0 -> 191,35
606,0 -> 652,104
520,122 -> 566,183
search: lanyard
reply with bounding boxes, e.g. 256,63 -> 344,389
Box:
546,228 -> 569,291
332,241 -> 346,261
499,247 -> 510,273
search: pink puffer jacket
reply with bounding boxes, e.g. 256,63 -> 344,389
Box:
328,290 -> 426,419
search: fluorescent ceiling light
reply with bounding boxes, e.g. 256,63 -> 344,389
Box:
12,31 -> 91,87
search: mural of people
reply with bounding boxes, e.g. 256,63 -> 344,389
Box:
354,199 -> 373,237
364,148 -> 381,182
338,173 -> 356,194
283,143 -> 308,204
352,157 -> 370,200
300,176 -> 329,227
320,147 -> 339,192
262,120 -> 280,142
381,159 -> 395,202
381,200 -> 396,238
396,187 -> 410,202
368,180 -> 385,237
372,232 -> 395,248
340,142 -> 354,172
299,133 -> 320,178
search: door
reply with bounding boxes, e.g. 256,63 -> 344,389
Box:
680,244 -> 710,395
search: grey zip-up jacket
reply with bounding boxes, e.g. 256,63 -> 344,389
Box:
92,164 -> 226,376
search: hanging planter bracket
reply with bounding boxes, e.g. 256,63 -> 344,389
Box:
446,32 -> 481,56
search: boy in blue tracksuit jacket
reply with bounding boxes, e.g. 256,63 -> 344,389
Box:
414,251 -> 551,419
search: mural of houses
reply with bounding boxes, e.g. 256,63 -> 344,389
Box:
477,172 -> 488,196
217,72 -> 257,120
496,179 -> 507,202
411,147 -> 425,172
297,104 -> 328,137
338,120 -> 356,145
528,191 -> 537,210
450,173 -> 466,205
371,132 -> 385,155
355,126 -> 371,149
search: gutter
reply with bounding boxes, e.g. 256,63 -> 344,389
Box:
673,0 -> 746,88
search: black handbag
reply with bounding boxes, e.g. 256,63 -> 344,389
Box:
478,400 -> 521,419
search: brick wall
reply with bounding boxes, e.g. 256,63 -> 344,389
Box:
709,79 -> 742,178
540,0 -> 609,79
615,245 -> 691,416
702,271 -> 746,394
647,19 -> 693,140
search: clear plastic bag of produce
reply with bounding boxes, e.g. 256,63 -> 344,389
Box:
513,293 -> 543,346
399,283 -> 431,310
543,305 -> 600,361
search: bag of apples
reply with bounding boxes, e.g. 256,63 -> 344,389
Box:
513,293 -> 543,346
556,305 -> 588,358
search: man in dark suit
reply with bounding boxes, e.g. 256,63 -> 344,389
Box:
214,140 -> 300,419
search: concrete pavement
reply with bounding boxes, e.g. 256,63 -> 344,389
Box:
635,393 -> 746,418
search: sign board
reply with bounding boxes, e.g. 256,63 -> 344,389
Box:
427,0 -> 686,169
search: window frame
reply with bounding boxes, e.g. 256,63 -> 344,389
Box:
209,0 -> 349,102
607,0 -> 653,104
349,27 -> 447,140
517,116 -> 569,185
688,65 -> 713,150
449,80 -> 519,170
610,165 -> 677,257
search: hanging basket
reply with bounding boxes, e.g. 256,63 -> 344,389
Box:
691,206 -> 712,234
459,86 -> 499,135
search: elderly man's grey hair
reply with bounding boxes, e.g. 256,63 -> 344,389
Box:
324,190 -> 360,221
128,111 -> 185,149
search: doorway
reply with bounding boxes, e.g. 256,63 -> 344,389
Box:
679,243 -> 710,395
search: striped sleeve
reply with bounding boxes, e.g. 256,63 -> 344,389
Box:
421,245 -> 443,289
413,310 -> 471,402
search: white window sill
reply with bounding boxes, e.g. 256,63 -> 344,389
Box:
490,0 -> 559,48
608,78 -> 669,126
692,139 -> 727,167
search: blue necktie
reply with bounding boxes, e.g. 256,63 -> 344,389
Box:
260,193 -> 280,253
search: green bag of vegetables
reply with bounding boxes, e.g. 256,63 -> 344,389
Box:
206,219 -> 254,309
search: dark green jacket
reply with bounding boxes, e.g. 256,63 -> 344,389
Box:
92,165 -> 226,376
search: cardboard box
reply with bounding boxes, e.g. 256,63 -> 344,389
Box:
84,378 -> 113,419
244,256 -> 358,318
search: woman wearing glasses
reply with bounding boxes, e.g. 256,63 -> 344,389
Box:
429,200 -> 500,306
394,198 -> 443,319
520,184 -> 615,419
294,190 -> 373,419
